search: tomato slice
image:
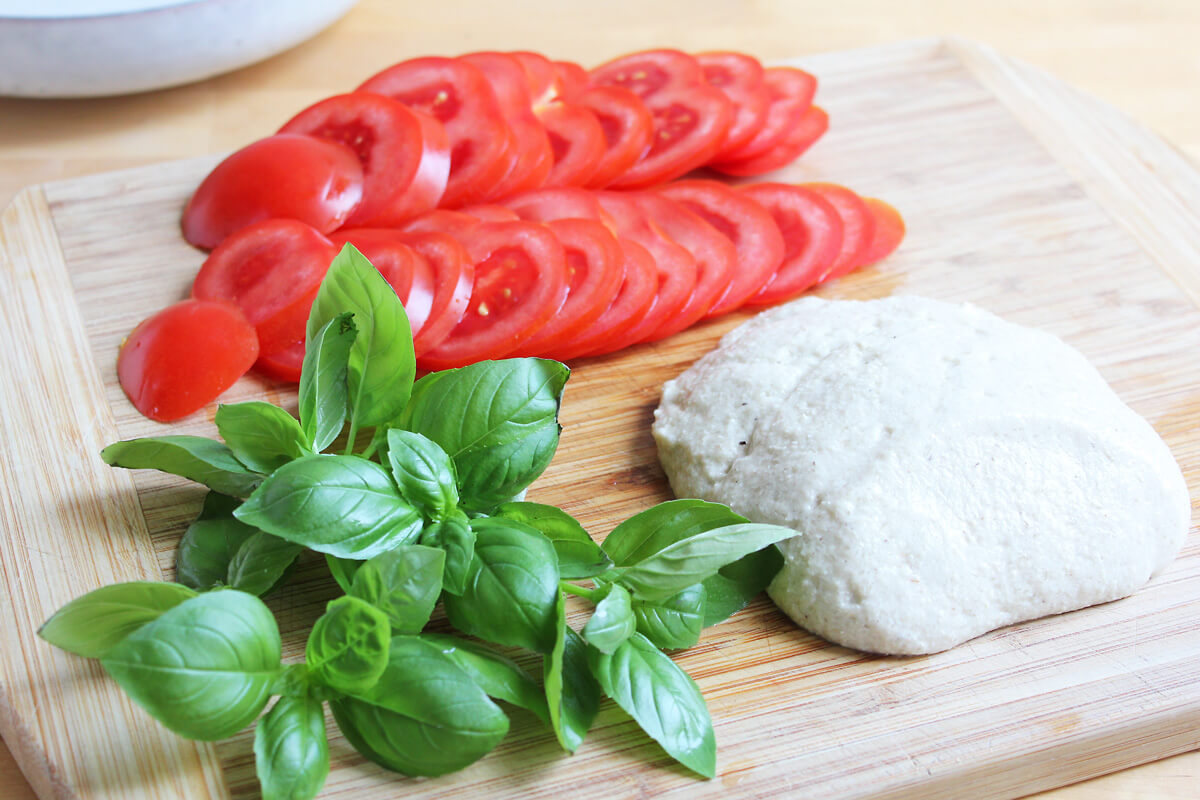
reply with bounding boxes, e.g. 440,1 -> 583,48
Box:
609,83 -> 733,189
510,50 -> 559,106
506,186 -> 614,226
589,49 -> 703,99
395,231 -> 474,356
329,229 -> 436,335
656,179 -> 784,315
400,209 -> 483,239
279,92 -> 449,227
460,204 -> 521,222
358,57 -> 517,207
191,219 -> 336,356
712,105 -> 828,177
511,218 -> 624,356
576,86 -> 654,189
549,238 -> 659,360
418,221 -> 568,370
696,51 -> 770,159
182,134 -> 363,250
739,182 -> 844,305
553,60 -> 589,100
804,183 -> 876,283
537,102 -> 606,188
856,197 -> 906,267
119,299 -> 259,421
712,66 -> 817,164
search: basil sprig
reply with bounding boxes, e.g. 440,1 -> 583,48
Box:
41,244 -> 800,795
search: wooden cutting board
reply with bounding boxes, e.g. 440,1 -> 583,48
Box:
1,37 -> 1199,800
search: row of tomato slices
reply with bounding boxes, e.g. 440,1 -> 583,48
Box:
181,48 -> 825,250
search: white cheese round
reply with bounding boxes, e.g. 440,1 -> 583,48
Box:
652,296 -> 1190,655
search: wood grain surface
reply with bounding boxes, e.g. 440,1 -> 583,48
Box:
2,31 -> 1200,800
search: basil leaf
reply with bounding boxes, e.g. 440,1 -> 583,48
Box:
601,499 -> 747,567
543,593 -> 599,752
419,512 -> 475,595
299,311 -> 356,452
254,694 -> 329,800
588,633 -> 715,778
38,581 -> 197,659
401,359 -> 569,509
421,633 -> 550,726
325,554 -> 361,594
633,583 -> 705,650
271,663 -> 314,698
226,532 -> 303,597
307,244 -> 415,429
701,546 -> 784,627
443,517 -> 560,653
235,455 -> 422,559
307,596 -> 390,695
385,429 -> 459,518
494,501 -> 611,579
101,436 -> 262,498
175,491 -> 258,590
329,636 -> 508,777
100,590 -> 281,740
215,402 -> 312,474
611,523 -> 800,602
582,583 -> 635,654
349,545 -> 444,633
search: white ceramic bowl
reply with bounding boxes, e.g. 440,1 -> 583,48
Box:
0,0 -> 361,98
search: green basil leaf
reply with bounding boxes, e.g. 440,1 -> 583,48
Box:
235,455 -> 422,559
215,402 -> 312,474
100,590 -> 281,740
101,436 -> 262,498
254,694 -> 329,800
349,545 -> 444,633
582,583 -> 635,655
543,593 -> 599,752
38,581 -> 197,659
329,636 -> 508,777
400,359 -> 568,509
601,499 -> 747,567
307,244 -> 415,429
418,512 -> 475,595
306,596 -> 390,695
588,632 -> 715,778
633,583 -> 705,650
385,429 -> 459,518
494,501 -> 611,579
443,517 -> 560,653
227,532 -> 303,597
701,546 -> 784,627
325,554 -> 361,594
175,491 -> 258,590
421,633 -> 550,726
299,311 -> 357,452
271,663 -> 314,698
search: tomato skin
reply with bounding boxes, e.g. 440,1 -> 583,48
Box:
738,182 -> 844,305
856,197 -> 906,267
509,50 -> 559,106
506,186 -> 614,227
711,105 -> 828,177
119,300 -> 259,422
695,51 -> 770,159
553,60 -> 590,100
460,204 -> 521,222
537,101 -> 606,188
279,92 -> 450,227
182,133 -> 363,250
589,49 -> 703,99
713,66 -> 816,164
394,231 -> 475,356
575,86 -> 654,189
400,209 -> 483,239
804,182 -> 876,282
609,83 -> 733,189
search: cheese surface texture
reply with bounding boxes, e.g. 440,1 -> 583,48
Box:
652,296 -> 1190,655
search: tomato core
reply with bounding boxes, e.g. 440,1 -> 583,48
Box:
455,247 -> 538,337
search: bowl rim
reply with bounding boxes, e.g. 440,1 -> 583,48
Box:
0,0 -> 209,23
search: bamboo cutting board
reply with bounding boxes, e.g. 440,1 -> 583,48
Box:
1,37 -> 1199,800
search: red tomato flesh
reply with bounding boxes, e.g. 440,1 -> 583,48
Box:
857,197 -> 906,267
537,102 -> 606,188
589,49 -> 703,99
329,229 -> 436,335
553,60 -> 590,100
461,205 -> 522,222
713,66 -> 816,164
712,105 -> 828,177
576,86 -> 654,189
739,182 -> 844,305
609,83 -> 733,189
119,299 -> 259,421
396,231 -> 475,356
695,51 -> 770,159
510,50 -> 559,107
182,133 -> 363,250
805,182 -> 876,283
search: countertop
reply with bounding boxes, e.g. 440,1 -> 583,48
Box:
1,1 -> 1197,797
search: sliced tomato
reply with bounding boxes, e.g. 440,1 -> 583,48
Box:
358,57 -> 516,207
656,179 -> 784,315
712,66 -> 816,165
182,134 -> 363,250
510,51 -> 559,106
739,182 -> 843,305
609,83 -> 733,189
553,60 -> 589,100
461,204 -> 521,222
418,221 -> 568,370
856,197 -> 906,267
712,105 -> 828,177
537,102 -> 606,188
256,344 -> 305,383
279,92 -> 449,227
505,186 -> 617,228
192,219 -> 336,357
119,299 -> 259,421
804,182 -> 876,282
395,231 -> 474,356
695,51 -> 770,159
576,86 -> 654,189
549,238 -> 659,360
589,49 -> 703,99
400,209 -> 483,239
512,218 -> 624,356
329,229 -> 436,335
